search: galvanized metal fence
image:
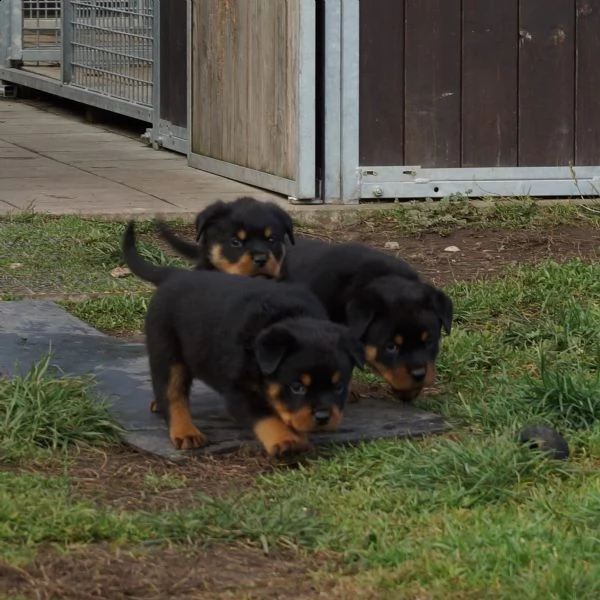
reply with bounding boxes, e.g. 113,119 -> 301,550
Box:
22,0 -> 61,63
67,0 -> 154,105
1,0 -> 154,119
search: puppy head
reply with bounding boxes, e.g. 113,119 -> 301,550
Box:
194,196 -> 294,279
346,275 -> 453,400
255,319 -> 364,433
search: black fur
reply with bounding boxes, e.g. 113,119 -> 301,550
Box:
122,222 -> 363,457
156,196 -> 294,279
285,237 -> 454,400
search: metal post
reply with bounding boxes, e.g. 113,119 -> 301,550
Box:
9,0 -> 24,63
186,0 -> 192,159
322,0 -> 342,203
340,0 -> 361,204
61,0 -> 73,84
149,0 -> 161,147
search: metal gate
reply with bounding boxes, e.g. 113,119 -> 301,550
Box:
187,0 -> 318,201
0,0 -> 154,121
324,0 -> 600,203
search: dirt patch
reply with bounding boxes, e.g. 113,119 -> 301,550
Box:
147,224 -> 600,288
0,543 -> 371,600
11,445 -> 275,512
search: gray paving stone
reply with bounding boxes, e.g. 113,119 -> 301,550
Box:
0,300 -> 450,460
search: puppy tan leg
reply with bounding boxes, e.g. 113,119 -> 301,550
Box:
167,364 -> 208,450
253,416 -> 311,458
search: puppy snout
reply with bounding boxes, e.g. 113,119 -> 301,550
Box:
313,409 -> 331,426
409,366 -> 427,383
252,252 -> 268,267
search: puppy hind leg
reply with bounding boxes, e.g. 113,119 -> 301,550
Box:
167,364 -> 208,450
151,358 -> 208,450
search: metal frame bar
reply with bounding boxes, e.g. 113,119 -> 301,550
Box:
294,0 -> 317,200
322,0 -> 342,203
148,0 -> 161,145
0,66 -> 152,121
61,0 -> 73,83
2,0 -> 24,64
339,0 -> 360,204
338,0 -> 600,202
187,0 -> 318,202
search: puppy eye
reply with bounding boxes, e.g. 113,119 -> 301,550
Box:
267,237 -> 276,244
289,382 -> 307,395
334,383 -> 344,394
230,237 -> 243,248
385,342 -> 399,354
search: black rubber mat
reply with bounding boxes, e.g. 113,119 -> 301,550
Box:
0,301 -> 449,460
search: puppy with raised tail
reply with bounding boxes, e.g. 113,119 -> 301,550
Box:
122,222 -> 364,458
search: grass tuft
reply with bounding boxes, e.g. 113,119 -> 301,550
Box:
0,355 -> 123,461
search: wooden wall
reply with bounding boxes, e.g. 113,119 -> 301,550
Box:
191,0 -> 298,180
359,0 -> 600,168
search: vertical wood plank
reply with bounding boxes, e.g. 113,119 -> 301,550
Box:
191,0 -> 211,156
462,0 -> 519,167
575,0 -> 600,165
518,0 -> 575,166
191,0 -> 297,180
159,0 -> 187,127
358,0 -> 404,166
404,0 -> 462,168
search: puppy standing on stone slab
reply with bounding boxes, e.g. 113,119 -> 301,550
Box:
122,222 -> 364,458
156,196 -> 294,279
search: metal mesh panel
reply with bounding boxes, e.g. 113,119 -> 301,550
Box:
22,0 -> 62,57
69,0 -> 154,105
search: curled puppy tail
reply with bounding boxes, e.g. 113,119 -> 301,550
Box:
155,219 -> 201,261
122,221 -> 174,286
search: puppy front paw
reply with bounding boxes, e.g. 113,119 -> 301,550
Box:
169,421 -> 209,450
253,417 -> 312,458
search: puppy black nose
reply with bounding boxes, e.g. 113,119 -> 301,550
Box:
252,253 -> 268,267
409,366 -> 427,382
313,409 -> 331,426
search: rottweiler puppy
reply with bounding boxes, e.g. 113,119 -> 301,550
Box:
284,238 -> 453,401
122,222 -> 364,457
155,196 -> 294,279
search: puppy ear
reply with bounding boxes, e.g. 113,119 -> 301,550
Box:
345,295 -> 376,340
254,326 -> 296,375
267,203 -> 295,245
194,201 -> 231,242
430,287 -> 453,334
341,334 -> 366,370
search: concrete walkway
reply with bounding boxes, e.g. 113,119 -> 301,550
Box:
0,98 -> 291,218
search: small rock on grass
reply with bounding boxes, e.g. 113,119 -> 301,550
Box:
110,266 -> 132,279
444,246 -> 461,253
518,424 -> 569,460
384,241 -> 400,250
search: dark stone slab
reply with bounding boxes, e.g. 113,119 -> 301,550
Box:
0,301 -> 450,460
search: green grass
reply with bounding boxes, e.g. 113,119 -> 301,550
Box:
60,293 -> 151,334
365,195 -> 600,235
0,213 -> 185,299
2,209 -> 600,596
0,355 -> 123,462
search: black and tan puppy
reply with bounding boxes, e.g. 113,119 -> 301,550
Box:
156,196 -> 294,279
284,238 -> 453,401
122,222 -> 363,457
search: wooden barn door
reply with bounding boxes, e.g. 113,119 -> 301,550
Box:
188,0 -> 317,200
348,0 -> 600,200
